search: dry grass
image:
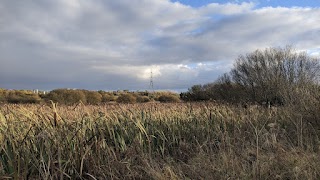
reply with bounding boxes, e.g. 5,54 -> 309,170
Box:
0,102 -> 319,179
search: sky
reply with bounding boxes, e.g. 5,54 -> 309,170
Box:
0,0 -> 320,92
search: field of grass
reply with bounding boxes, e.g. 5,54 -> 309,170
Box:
0,102 -> 320,179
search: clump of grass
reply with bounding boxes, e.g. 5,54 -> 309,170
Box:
0,102 -> 320,179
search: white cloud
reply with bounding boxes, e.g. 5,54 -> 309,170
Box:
199,2 -> 255,15
0,0 -> 319,90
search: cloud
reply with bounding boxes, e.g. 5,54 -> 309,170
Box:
199,2 -> 255,15
0,0 -> 319,91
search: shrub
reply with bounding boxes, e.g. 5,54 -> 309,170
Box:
101,93 -> 116,102
158,94 -> 180,103
7,90 -> 41,104
116,93 -> 136,103
136,96 -> 150,103
0,89 -> 7,102
180,85 -> 211,101
84,91 -> 102,105
45,89 -> 86,105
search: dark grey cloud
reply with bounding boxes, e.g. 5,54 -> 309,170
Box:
0,1 -> 319,91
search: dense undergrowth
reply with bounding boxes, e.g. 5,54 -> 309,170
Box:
0,102 -> 320,179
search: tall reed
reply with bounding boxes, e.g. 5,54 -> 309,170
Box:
0,102 -> 319,179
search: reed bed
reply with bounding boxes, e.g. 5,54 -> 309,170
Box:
0,102 -> 319,179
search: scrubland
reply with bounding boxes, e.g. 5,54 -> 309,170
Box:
1,102 -> 319,179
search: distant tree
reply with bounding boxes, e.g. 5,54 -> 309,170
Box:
180,85 -> 210,101
180,76 -> 246,103
208,73 -> 247,103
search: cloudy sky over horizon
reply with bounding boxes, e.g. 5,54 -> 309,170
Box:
1,0 -> 320,91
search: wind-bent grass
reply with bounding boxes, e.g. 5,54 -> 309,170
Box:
0,102 -> 320,179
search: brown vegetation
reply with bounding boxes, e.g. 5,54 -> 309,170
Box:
157,94 -> 180,103
116,93 -> 137,103
0,89 -> 180,105
0,102 -> 320,179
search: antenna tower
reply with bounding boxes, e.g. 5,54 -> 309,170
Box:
149,68 -> 154,92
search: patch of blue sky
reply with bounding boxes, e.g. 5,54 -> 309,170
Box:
185,27 -> 206,36
184,16 -> 226,37
306,48 -> 320,57
185,61 -> 233,70
171,0 -> 320,8
171,0 -> 248,8
254,0 -> 320,8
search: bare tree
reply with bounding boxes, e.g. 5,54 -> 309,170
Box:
231,46 -> 320,105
